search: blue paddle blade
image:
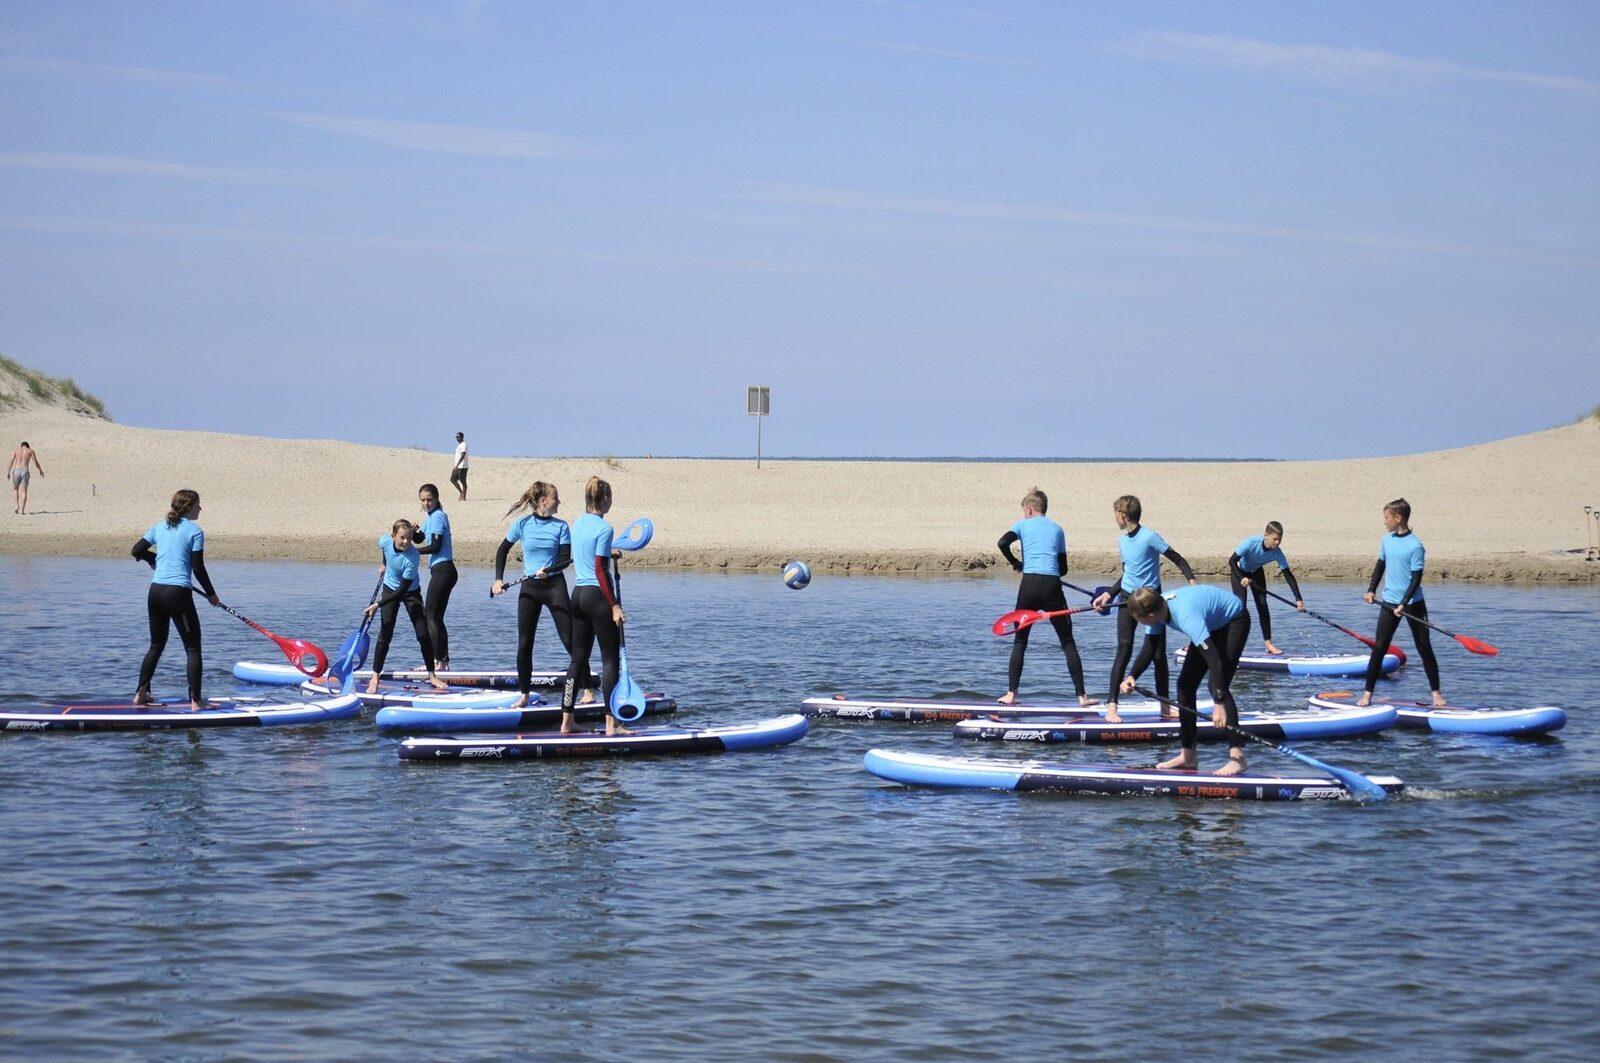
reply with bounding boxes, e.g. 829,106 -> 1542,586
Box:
614,517 -> 654,552
610,648 -> 647,722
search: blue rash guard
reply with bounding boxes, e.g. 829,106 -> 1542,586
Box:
1009,515 -> 1067,576
571,512 -> 616,596
1118,526 -> 1171,593
418,508 -> 453,567
145,518 -> 205,588
1234,535 -> 1288,573
507,514 -> 571,577
1164,585 -> 1245,646
1373,531 -> 1426,605
379,535 -> 421,592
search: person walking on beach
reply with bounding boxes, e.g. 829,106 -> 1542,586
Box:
449,432 -> 469,501
491,480 -> 593,709
130,489 -> 220,711
1120,584 -> 1250,775
1092,495 -> 1198,723
558,476 -> 629,735
1358,498 -> 1446,708
414,483 -> 457,671
1229,521 -> 1305,655
7,440 -> 42,515
364,519 -> 448,694
996,487 -> 1097,707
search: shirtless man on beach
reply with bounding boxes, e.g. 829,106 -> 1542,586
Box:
7,441 -> 43,514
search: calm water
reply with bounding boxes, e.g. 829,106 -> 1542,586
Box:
2,555 -> 1597,1061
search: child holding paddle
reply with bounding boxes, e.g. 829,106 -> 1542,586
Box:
559,477 -> 628,735
1121,584 -> 1250,775
1228,521 -> 1305,655
364,519 -> 448,694
1092,495 -> 1197,722
1358,498 -> 1446,708
413,483 -> 457,671
131,488 -> 222,711
995,487 -> 1096,707
491,480 -> 594,709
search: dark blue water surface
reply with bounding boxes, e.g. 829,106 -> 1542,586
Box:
2,556 -> 1597,1061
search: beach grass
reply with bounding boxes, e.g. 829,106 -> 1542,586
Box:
0,355 -> 111,420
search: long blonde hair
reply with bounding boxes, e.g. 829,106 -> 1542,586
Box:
585,476 -> 612,513
504,481 -> 558,519
166,489 -> 200,528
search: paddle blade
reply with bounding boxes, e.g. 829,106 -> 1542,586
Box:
614,517 -> 654,552
1320,762 -> 1390,802
1455,635 -> 1499,657
279,638 -> 329,678
609,648 -> 647,722
992,610 -> 1043,637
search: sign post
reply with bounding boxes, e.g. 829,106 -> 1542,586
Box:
746,385 -> 770,469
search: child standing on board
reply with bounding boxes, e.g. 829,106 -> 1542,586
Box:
559,477 -> 629,735
1358,498 -> 1446,708
492,480 -> 593,709
1228,521 -> 1305,655
364,519 -> 448,693
414,483 -> 457,671
996,488 -> 1097,707
1121,584 -> 1250,775
1092,495 -> 1197,722
131,489 -> 222,710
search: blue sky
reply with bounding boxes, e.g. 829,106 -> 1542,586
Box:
2,1 -> 1595,459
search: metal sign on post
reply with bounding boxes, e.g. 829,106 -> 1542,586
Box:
746,385 -> 770,468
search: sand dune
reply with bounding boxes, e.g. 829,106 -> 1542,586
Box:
3,405 -> 1596,583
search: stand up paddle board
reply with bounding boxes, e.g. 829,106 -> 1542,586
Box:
398,714 -> 808,761
235,661 -> 569,689
1,693 -> 361,732
801,694 -> 1212,723
1175,645 -> 1398,677
953,701 -> 1397,744
375,694 -> 678,733
1308,691 -> 1566,735
863,749 -> 1403,800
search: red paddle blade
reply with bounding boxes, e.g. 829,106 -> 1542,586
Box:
279,638 -> 330,677
992,610 -> 1044,636
1455,635 -> 1499,657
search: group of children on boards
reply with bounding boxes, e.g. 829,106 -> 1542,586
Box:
129,476 -> 636,735
998,489 -> 1445,776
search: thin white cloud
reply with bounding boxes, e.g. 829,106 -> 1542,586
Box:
1109,31 -> 1600,98
731,181 -> 1600,269
835,36 -> 1040,67
0,54 -> 267,92
275,112 -> 594,159
0,151 -> 320,185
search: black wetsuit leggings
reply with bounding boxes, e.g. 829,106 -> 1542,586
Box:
372,589 -> 435,674
424,561 -> 457,666
1364,599 -> 1442,693
1178,612 -> 1251,751
138,583 -> 203,702
518,577 -> 590,696
562,586 -> 620,714
1230,567 -> 1274,641
1109,589 -> 1169,703
1007,574 -> 1088,697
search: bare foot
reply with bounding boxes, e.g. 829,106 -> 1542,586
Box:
365,676 -> 380,695
1216,756 -> 1247,776
510,695 -> 529,709
996,691 -> 1017,706
559,713 -> 582,734
427,675 -> 449,691
577,691 -> 598,706
133,690 -> 155,706
1078,695 -> 1101,707
190,700 -> 206,712
1264,641 -> 1284,656
1431,691 -> 1448,707
1355,692 -> 1372,707
1158,751 -> 1198,770
1103,704 -> 1121,723
606,723 -> 633,736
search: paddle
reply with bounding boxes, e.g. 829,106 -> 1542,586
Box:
202,594 -> 329,678
992,603 -> 1110,637
608,557 -> 647,722
1373,602 -> 1499,657
327,577 -> 384,685
614,516 -> 654,552
1265,589 -> 1405,665
1132,685 -> 1389,802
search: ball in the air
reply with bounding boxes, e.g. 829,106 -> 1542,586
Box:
782,560 -> 812,590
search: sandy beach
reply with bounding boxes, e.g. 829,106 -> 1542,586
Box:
2,403 -> 1596,583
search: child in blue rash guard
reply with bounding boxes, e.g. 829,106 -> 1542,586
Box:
413,483 -> 457,671
492,480 -> 594,709
559,476 -> 628,736
1359,498 -> 1445,708
131,488 -> 223,710
363,519 -> 447,694
1121,584 -> 1250,775
1229,520 -> 1305,655
996,487 -> 1097,707
1091,495 -> 1197,722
